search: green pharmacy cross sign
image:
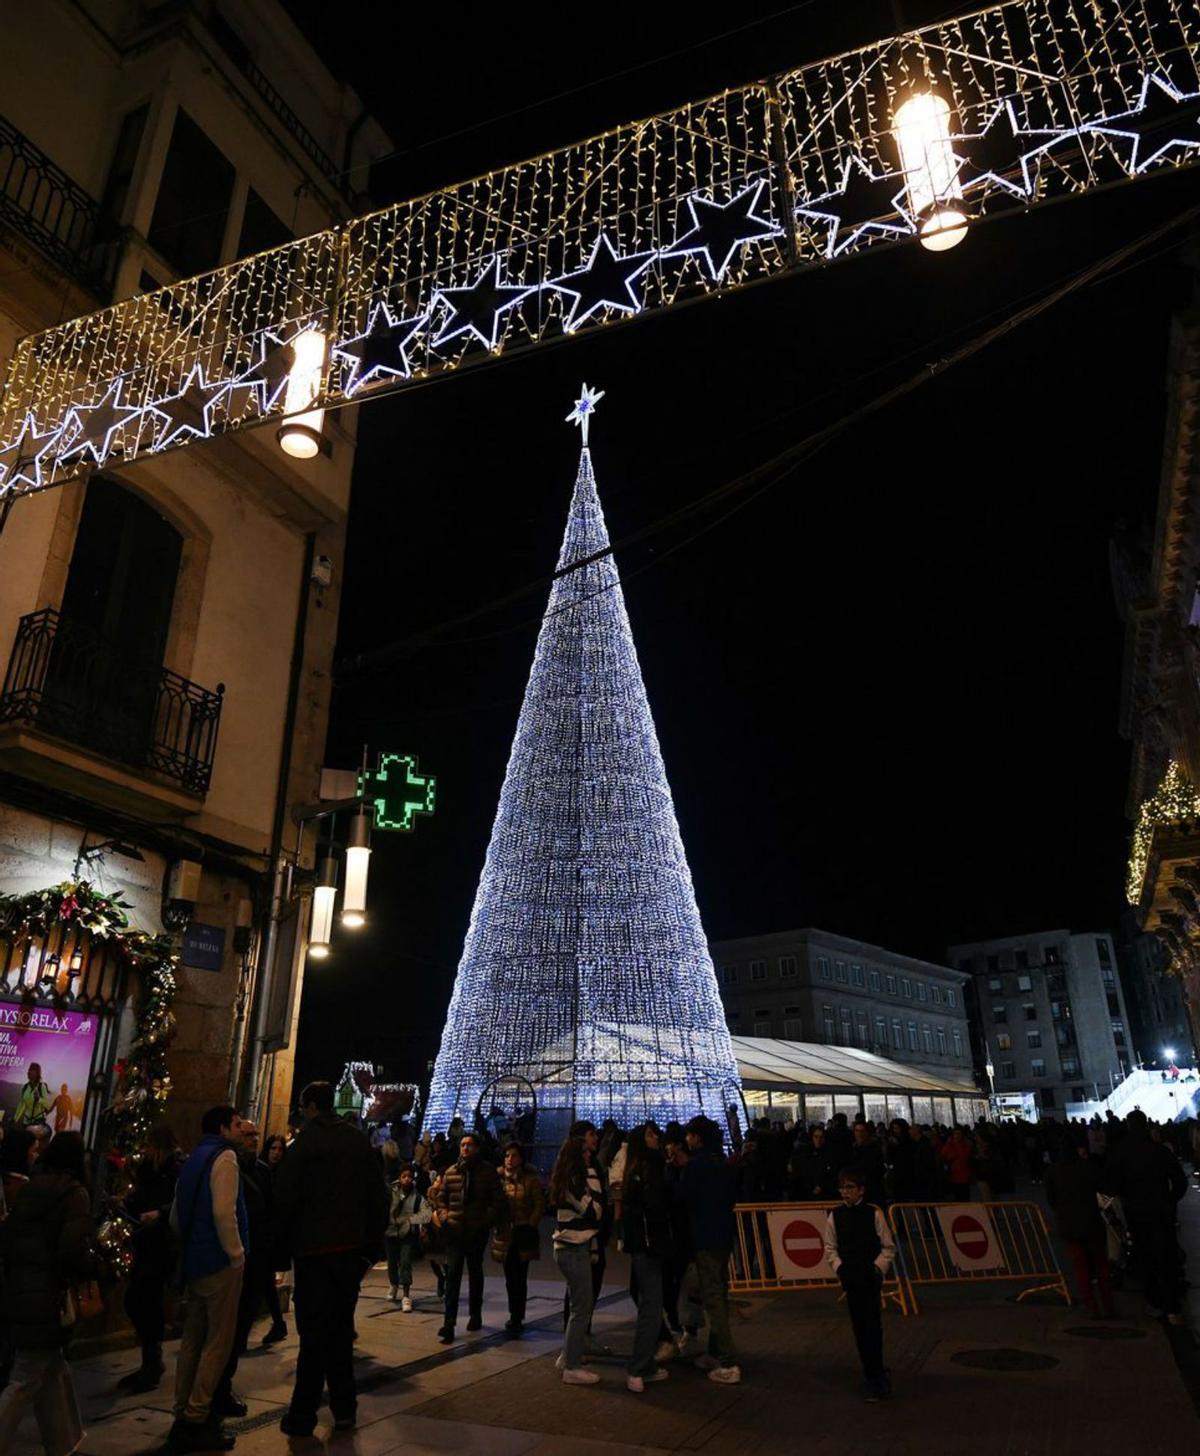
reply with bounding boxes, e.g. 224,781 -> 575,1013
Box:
359,752 -> 436,832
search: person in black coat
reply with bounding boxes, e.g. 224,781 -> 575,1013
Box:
1103,1110 -> 1188,1319
622,1126 -> 673,1391
118,1124 -> 181,1393
0,1132 -> 97,1454
1045,1139 -> 1115,1317
257,1134 -> 288,1345
788,1125 -> 840,1201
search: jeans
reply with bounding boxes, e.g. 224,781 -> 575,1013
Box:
386,1235 -> 416,1291
174,1262 -> 243,1424
443,1228 -> 488,1330
288,1251 -> 363,1426
693,1248 -> 737,1367
0,1349 -> 83,1456
555,1243 -> 595,1370
504,1246 -> 530,1323
628,1253 -> 664,1376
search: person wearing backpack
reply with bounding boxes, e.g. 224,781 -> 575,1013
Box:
0,1132 -> 98,1456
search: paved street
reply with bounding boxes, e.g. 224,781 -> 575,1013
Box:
10,1199 -> 1200,1456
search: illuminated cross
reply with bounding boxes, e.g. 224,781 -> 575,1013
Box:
359,752 -> 436,832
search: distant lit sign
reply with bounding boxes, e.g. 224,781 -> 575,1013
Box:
358,752 -> 436,832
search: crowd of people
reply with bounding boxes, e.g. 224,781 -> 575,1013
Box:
0,1082 -> 1194,1452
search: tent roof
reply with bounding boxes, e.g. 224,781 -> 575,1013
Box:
730,1036 -> 981,1096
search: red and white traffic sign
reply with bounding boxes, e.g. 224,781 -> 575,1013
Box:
765,1210 -> 835,1280
935,1205 -> 1005,1271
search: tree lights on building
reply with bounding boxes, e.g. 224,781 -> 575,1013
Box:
424,388 -> 742,1136
1126,760 -> 1200,905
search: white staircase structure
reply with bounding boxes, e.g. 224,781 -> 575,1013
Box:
1065,1068 -> 1200,1124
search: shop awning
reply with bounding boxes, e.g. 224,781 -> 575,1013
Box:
730,1036 -> 981,1097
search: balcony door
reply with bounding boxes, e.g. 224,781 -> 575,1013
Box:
44,478 -> 182,767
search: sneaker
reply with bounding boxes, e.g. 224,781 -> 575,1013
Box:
504,1318 -> 523,1335
707,1365 -> 742,1385
261,1322 -> 287,1346
693,1354 -> 720,1371
401,1296 -> 413,1313
387,1287 -> 399,1302
437,1327 -> 454,1344
626,1375 -> 646,1393
655,1340 -> 677,1362
562,1367 -> 601,1385
554,1352 -> 589,1372
466,1315 -> 482,1332
644,1368 -> 669,1383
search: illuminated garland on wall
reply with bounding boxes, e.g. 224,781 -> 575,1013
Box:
0,881 -> 177,1160
2,0 -> 1199,495
425,395 -> 742,1134
1126,761 -> 1200,905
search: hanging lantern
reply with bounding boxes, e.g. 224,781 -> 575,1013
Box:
893,92 -> 968,252
277,329 -> 327,458
341,809 -> 372,929
308,853 -> 339,959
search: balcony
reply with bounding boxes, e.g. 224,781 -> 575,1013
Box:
0,609 -> 223,815
0,116 -> 108,293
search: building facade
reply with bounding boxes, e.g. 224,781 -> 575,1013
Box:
0,0 -> 388,1139
949,930 -> 1132,1111
708,928 -> 973,1082
1116,911 -> 1196,1068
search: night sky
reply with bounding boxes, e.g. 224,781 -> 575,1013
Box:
286,0 -> 1200,1092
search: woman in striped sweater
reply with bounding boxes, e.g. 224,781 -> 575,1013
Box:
550,1136 -> 604,1385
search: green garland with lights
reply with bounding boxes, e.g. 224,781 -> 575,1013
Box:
0,880 -> 178,1160
1127,761 -> 1200,906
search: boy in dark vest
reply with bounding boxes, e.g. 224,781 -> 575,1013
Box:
823,1166 -> 895,1401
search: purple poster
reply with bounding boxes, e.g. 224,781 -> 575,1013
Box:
0,1004 -> 100,1132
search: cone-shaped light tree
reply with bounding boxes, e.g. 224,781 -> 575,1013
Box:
425,386 -> 742,1143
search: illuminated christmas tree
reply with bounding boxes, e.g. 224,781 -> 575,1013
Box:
425,387 -> 741,1142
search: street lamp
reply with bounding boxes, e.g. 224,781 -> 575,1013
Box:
308,852 -> 339,960
341,808 -> 372,929
893,92 -> 968,252
277,328 -> 327,459
1164,1046 -> 1177,1062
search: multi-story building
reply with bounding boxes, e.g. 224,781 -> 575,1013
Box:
0,1 -> 388,1138
948,930 -> 1132,1111
709,928 -> 973,1081
1116,911 -> 1196,1068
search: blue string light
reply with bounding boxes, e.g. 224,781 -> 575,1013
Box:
425,390 -> 743,1136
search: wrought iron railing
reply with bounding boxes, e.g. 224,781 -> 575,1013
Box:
0,116 -> 105,292
0,608 -> 223,794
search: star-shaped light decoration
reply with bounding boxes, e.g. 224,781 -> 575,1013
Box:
0,414 -> 67,494
662,178 -> 784,282
431,256 -> 536,351
544,234 -> 657,333
57,379 -> 146,468
332,303 -> 428,395
221,330 -> 297,420
794,154 -> 917,260
145,366 -> 229,451
1079,70 -> 1200,175
953,98 -> 1074,203
566,382 -> 604,446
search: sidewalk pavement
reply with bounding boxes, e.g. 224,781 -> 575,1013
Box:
10,1237 -> 1200,1456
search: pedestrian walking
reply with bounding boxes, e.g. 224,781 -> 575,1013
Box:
492,1143 -> 544,1335
1104,1109 -> 1188,1322
256,1135 -> 288,1346
212,1120 -> 274,1419
823,1166 -> 895,1400
386,1165 -> 430,1310
118,1123 -> 181,1394
0,1132 -> 97,1456
550,1135 -> 604,1385
274,1080 -> 389,1437
431,1132 -> 507,1343
1045,1138 -> 1116,1317
167,1105 -> 248,1452
622,1125 -> 672,1393
680,1115 -> 741,1384
559,1119 -> 613,1355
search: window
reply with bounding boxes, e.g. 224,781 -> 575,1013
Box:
818,956 -> 831,981
1023,1003 -> 1037,1022
931,986 -> 943,1005
901,977 -> 912,999
1096,937 -> 1111,964
992,1005 -> 1007,1023
726,1010 -> 740,1023
907,1021 -> 918,1051
886,974 -> 898,995
917,981 -> 928,1002
753,1020 -> 771,1036
148,108 -> 235,276
891,1017 -> 903,1050
986,954 -> 1000,972
1071,1085 -> 1087,1102
754,1008 -> 770,1018
1050,1001 -> 1063,1021
1043,946 -> 1061,965
1027,1029 -> 1042,1049
875,1015 -> 887,1046
1101,966 -> 1116,987
952,1030 -> 963,1057
856,1010 -> 870,1047
987,977 -> 1003,994
921,1025 -> 933,1054
936,1027 -> 947,1055
947,989 -> 957,1009
779,955 -> 797,979
1106,992 -> 1121,1016
1031,1058 -> 1047,1077
868,969 -> 881,992
835,960 -> 847,983
839,1006 -> 853,1044
958,957 -> 973,973
1015,948 -> 1029,969
237,188 -> 291,257
1112,1020 -> 1127,1047
720,965 -> 738,985
851,963 -> 864,987
822,1005 -> 835,1040
784,1005 -> 802,1015
750,959 -> 767,982
1000,1061 -> 1016,1079
1062,1056 -> 1080,1077
1017,975 -> 1033,992
97,105 -> 149,256
1042,1087 -> 1056,1107
782,1018 -> 802,1039
996,1032 -> 1012,1051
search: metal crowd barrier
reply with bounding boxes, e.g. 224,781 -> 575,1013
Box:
887,1201 -> 1070,1313
730,1202 -> 909,1314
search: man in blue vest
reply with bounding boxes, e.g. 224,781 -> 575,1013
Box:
167,1104 -> 248,1452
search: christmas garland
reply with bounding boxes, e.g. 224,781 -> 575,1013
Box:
0,880 -> 178,1159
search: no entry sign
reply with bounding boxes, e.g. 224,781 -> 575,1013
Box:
935,1205 -> 1005,1272
766,1211 -> 835,1280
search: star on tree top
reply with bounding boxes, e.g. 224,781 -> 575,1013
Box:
566,383 -> 605,445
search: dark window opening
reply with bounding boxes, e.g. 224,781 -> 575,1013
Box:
148,108 -> 235,276
238,187 -> 291,257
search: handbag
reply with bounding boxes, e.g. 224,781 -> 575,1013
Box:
61,1278 -> 103,1326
